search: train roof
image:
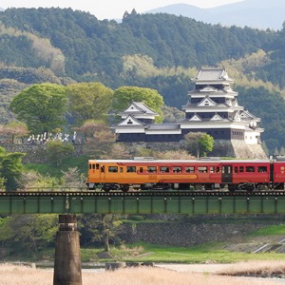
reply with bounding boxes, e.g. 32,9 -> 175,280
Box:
88,159 -> 272,164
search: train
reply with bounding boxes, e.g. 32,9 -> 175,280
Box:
86,157 -> 285,192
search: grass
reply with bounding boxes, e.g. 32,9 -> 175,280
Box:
0,264 -> 279,285
79,242 -> 285,264
25,155 -> 88,177
218,260 -> 285,277
247,225 -> 285,237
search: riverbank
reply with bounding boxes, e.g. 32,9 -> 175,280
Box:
0,263 -> 282,285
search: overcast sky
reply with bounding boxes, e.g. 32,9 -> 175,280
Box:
0,0 -> 243,20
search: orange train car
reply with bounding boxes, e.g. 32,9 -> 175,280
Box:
86,158 -> 285,192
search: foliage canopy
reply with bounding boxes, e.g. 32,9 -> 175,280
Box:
10,83 -> 67,133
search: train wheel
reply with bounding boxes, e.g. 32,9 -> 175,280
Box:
178,183 -> 190,190
120,184 -> 129,192
228,184 -> 237,192
102,185 -> 111,192
246,184 -> 255,192
204,183 -> 213,191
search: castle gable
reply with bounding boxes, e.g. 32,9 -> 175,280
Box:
189,114 -> 202,121
118,115 -> 144,126
197,96 -> 217,107
210,114 -> 224,121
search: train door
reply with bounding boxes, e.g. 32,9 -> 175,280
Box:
222,165 -> 233,183
100,164 -> 106,181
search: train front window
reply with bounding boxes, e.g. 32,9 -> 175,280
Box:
210,167 -> 215,173
258,166 -> 267,173
127,166 -> 136,173
147,166 -> 157,173
160,166 -> 169,173
185,166 -> 195,173
89,164 -> 92,170
108,166 -> 118,173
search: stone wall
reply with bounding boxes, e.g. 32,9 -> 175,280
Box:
120,215 -> 285,247
0,143 -> 83,164
131,222 -> 267,247
211,139 -> 267,159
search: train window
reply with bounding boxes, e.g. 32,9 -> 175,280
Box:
92,164 -> 95,169
240,166 -> 244,172
100,165 -> 105,173
127,166 -> 136,173
210,167 -> 215,173
120,167 -> 123,173
96,164 -> 99,170
234,167 -> 238,173
173,167 -> 182,173
108,166 -> 118,173
216,167 -> 220,173
246,166 -> 255,172
89,164 -> 92,169
139,167 -> 143,173
185,166 -> 195,173
147,166 -> 157,173
258,166 -> 267,173
160,166 -> 169,173
198,166 -> 207,173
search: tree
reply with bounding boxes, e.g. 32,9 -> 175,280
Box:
112,86 -> 164,122
46,141 -> 74,166
66,82 -> 114,126
0,146 -> 25,190
77,120 -> 116,157
184,132 -> 213,158
10,83 -> 67,133
0,121 -> 29,144
0,214 -> 57,257
78,214 -> 123,253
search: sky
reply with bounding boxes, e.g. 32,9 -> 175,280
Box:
0,0 -> 243,20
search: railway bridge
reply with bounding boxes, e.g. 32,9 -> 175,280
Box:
1,190 -> 285,215
3,189 -> 285,285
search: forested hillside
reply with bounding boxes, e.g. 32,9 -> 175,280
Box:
0,8 -> 275,82
0,8 -> 285,152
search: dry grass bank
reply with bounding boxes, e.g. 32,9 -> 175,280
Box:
218,261 -> 285,278
0,264 -> 280,285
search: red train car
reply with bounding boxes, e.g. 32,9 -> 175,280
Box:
86,158 -> 285,192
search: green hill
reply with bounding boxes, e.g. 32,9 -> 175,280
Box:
0,8 -> 284,152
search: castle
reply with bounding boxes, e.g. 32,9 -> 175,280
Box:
114,68 -> 267,158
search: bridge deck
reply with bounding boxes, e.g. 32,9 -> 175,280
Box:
0,191 -> 285,214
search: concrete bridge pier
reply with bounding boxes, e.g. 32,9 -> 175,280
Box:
53,214 -> 82,285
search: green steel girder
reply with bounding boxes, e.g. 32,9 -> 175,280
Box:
0,191 -> 285,214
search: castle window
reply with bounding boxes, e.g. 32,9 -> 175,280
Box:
127,119 -> 133,124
